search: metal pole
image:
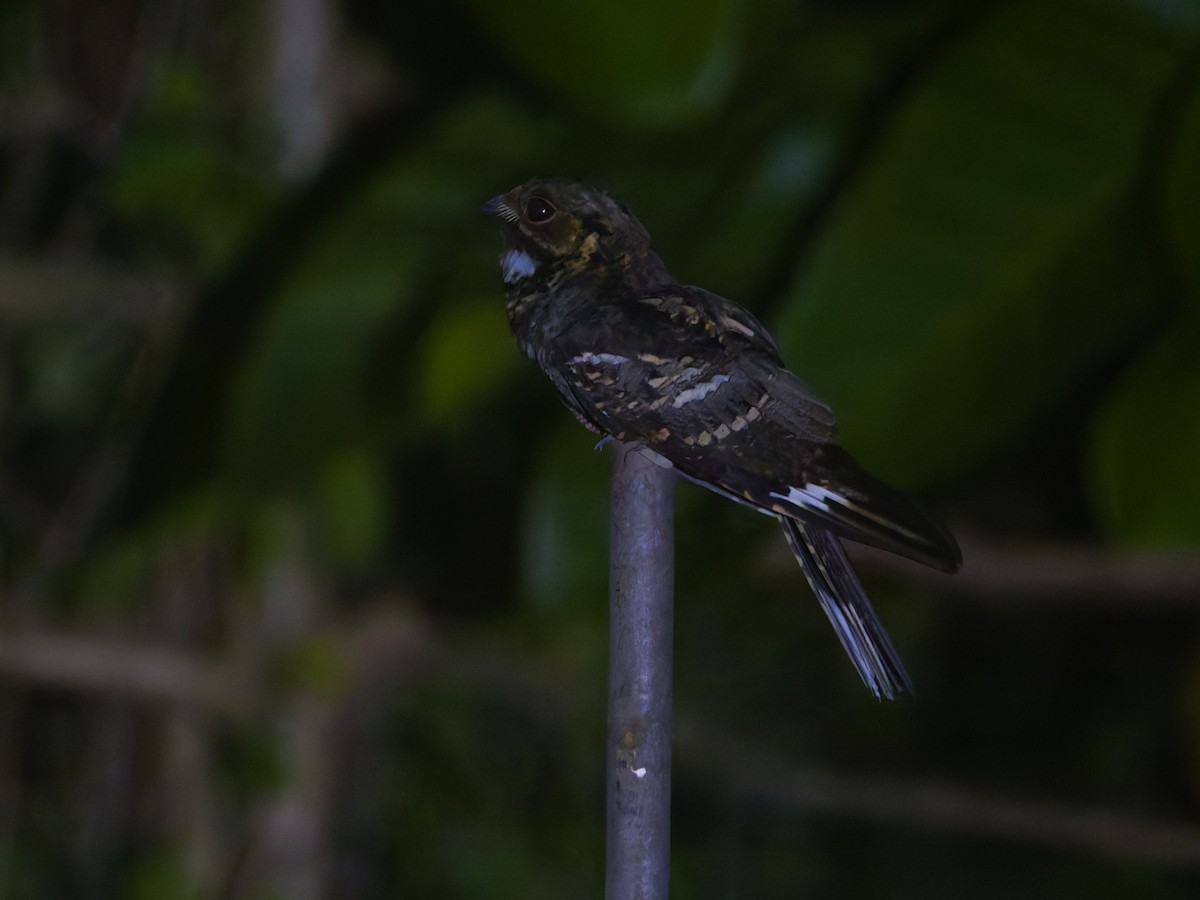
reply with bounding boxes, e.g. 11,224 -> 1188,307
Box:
605,444 -> 675,900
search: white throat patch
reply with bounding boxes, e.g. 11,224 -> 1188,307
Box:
501,248 -> 539,284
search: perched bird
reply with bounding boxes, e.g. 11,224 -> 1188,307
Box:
484,178 -> 961,699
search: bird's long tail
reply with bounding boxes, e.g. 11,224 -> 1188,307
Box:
779,516 -> 913,700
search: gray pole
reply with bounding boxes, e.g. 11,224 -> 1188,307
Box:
605,444 -> 675,900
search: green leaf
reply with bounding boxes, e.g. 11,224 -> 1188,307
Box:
316,448 -> 390,569
466,0 -> 739,126
417,294 -> 520,428
520,423 -> 609,624
277,635 -> 352,697
1090,324 -> 1200,547
1162,68 -> 1200,292
671,124 -> 837,301
22,329 -> 129,428
123,852 -> 200,900
1094,39 -> 1200,546
773,0 -> 1200,485
225,256 -> 416,488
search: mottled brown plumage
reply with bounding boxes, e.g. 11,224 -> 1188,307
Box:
485,177 -> 960,699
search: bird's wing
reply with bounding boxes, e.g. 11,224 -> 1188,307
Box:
546,285 -> 960,572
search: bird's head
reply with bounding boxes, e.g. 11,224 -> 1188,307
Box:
483,178 -> 663,287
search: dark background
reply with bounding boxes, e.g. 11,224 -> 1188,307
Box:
2,0 -> 1200,897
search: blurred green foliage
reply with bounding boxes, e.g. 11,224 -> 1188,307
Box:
467,0 -> 740,125
111,65 -> 276,273
3,0 -> 1200,897
779,0 -> 1196,491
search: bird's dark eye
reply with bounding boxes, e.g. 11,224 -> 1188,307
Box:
524,196 -> 556,224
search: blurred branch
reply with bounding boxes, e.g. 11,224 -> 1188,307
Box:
676,720 -> 1200,870
0,260 -> 179,326
0,629 -> 234,710
5,602 -> 1199,871
855,535 -> 1200,607
357,604 -> 1200,871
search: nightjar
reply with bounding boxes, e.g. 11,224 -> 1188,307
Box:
484,177 -> 961,699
